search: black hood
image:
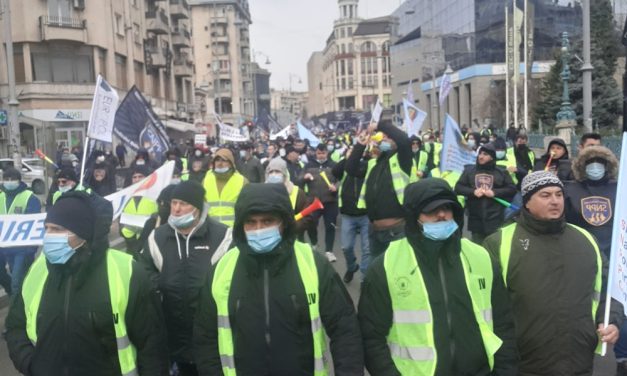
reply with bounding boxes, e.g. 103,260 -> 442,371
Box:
233,183 -> 296,254
545,138 -> 569,160
403,178 -> 464,233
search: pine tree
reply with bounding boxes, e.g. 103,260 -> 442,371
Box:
533,49 -> 563,130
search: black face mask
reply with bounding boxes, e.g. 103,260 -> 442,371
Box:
516,144 -> 528,150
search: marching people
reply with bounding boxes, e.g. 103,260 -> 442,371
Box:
236,143 -> 265,183
359,178 -> 518,376
483,171 -> 623,376
120,166 -> 159,258
533,138 -> 573,181
299,143 -> 340,262
0,168 -> 42,295
5,192 -> 169,375
284,144 -> 305,184
141,180 -> 232,375
203,148 -> 248,227
193,183 -> 364,375
455,143 -> 517,244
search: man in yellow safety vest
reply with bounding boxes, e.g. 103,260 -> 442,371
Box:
203,148 -> 248,227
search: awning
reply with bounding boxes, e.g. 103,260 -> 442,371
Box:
163,119 -> 195,133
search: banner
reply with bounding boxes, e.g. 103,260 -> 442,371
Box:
87,75 -> 119,143
403,99 -> 427,137
113,86 -> 169,162
370,99 -> 383,126
297,120 -> 320,147
270,124 -> 291,140
440,114 -> 476,172
0,162 -> 174,247
439,73 -> 452,106
218,123 -> 249,142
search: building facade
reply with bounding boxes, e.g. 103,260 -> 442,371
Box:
0,0 -> 199,156
251,62 -> 271,121
189,0 -> 254,127
390,0 -> 582,131
271,89 -> 307,126
306,0 -> 397,117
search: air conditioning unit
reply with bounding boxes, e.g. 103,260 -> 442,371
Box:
73,0 -> 85,10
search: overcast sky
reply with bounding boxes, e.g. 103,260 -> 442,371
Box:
248,0 -> 400,92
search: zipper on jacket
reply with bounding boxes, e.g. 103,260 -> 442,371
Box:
63,275 -> 73,376
263,267 -> 271,346
438,258 -> 456,362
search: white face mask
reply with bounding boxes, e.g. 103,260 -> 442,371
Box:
136,159 -> 145,166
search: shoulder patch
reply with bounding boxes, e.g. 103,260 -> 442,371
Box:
581,196 -> 612,226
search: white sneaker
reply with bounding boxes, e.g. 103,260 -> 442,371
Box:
325,252 -> 337,262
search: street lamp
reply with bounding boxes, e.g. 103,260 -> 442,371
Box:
252,50 -> 271,65
288,73 -> 302,95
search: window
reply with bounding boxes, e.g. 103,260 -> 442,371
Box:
32,44 -> 94,83
47,0 -> 72,19
134,61 -> 144,91
133,23 -> 141,44
115,13 -> 124,36
115,54 -> 127,89
347,27 -> 353,37
340,28 -> 345,38
13,45 -> 25,83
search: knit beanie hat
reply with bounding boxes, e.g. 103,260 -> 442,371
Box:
214,148 -> 235,168
266,157 -> 288,178
57,168 -> 78,182
521,171 -> 564,204
170,180 -> 205,211
3,167 -> 21,181
46,196 -> 95,241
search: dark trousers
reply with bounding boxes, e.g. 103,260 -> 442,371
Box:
307,201 -> 338,253
0,253 -> 11,295
368,223 -> 405,263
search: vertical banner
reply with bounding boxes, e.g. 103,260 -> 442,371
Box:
403,99 -> 427,136
87,75 -> 119,143
370,98 -> 383,126
440,114 -> 476,172
439,73 -> 452,106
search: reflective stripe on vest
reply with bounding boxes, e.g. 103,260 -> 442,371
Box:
121,197 -> 158,239
22,250 -> 138,376
498,222 -> 603,353
289,186 -> 300,210
383,238 -> 502,374
212,242 -> 328,376
204,172 -> 245,227
0,190 -> 33,214
358,154 -> 409,209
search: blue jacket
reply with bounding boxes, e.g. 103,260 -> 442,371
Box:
0,182 -> 41,256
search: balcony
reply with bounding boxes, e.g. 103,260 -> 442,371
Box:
213,34 -> 229,43
212,16 -> 228,24
39,16 -> 87,43
145,10 -> 169,34
172,28 -> 191,47
174,55 -> 193,77
169,0 -> 189,20
145,46 -> 168,69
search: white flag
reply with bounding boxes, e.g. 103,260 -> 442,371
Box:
270,124 -> 291,140
403,99 -> 427,136
439,73 -> 452,106
87,75 -> 119,143
370,99 -> 383,126
440,114 -> 476,172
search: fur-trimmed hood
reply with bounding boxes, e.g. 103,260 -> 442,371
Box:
572,145 -> 619,182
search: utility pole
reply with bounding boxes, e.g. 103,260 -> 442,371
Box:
3,0 -> 20,165
582,0 -> 594,133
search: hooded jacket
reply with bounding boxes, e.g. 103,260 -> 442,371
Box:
298,158 -> 339,204
140,204 -> 232,364
564,146 -> 619,258
5,191 -> 169,376
483,208 -> 623,376
533,138 -> 573,181
358,179 -> 518,376
0,181 -> 41,257
193,184 -> 364,376
454,151 -> 517,235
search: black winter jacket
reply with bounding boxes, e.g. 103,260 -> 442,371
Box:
332,158 -> 368,217
455,162 -> 517,235
193,184 -> 364,375
5,192 -> 169,376
359,178 -> 518,376
140,208 -> 232,364
298,159 -> 338,204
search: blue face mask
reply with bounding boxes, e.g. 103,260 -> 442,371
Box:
379,141 -> 393,152
214,166 -> 230,174
496,151 -> 506,160
168,211 -> 197,229
467,140 -> 476,149
266,174 -> 284,184
586,162 -> 606,181
422,220 -> 459,241
43,233 -> 77,264
3,181 -> 19,191
246,225 -> 282,254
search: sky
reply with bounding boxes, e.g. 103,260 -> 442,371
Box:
248,0 -> 401,92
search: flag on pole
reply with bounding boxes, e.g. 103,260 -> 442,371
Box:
369,98 -> 383,127
270,124 -> 291,140
87,75 -> 119,143
440,114 -> 476,172
403,99 -> 427,137
439,73 -> 452,105
297,120 -> 320,147
406,80 -> 414,104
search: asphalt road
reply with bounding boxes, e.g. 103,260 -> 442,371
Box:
0,221 -> 617,375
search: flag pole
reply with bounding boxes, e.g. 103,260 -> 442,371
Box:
79,136 -> 90,187
505,4 -> 510,130
523,0 -> 529,130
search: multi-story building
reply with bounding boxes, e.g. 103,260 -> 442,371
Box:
189,0 -> 254,127
271,89 -> 307,126
307,0 -> 397,117
0,0 -> 198,156
251,62 -> 271,120
391,0 -> 582,131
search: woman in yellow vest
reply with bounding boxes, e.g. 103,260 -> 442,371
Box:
358,179 -> 518,376
5,192 -> 168,375
193,183 -> 363,375
203,148 -> 248,227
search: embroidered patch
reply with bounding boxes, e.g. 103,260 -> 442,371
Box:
475,173 -> 494,190
581,196 -> 612,226
519,238 -> 530,251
